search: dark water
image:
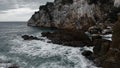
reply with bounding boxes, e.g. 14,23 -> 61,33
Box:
0,22 -> 96,68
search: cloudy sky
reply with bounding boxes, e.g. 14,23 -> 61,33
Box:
0,0 -> 54,21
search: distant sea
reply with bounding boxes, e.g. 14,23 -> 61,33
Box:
0,22 -> 97,68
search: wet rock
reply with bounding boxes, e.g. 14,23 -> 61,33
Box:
82,50 -> 94,60
41,30 -> 92,47
21,35 -> 42,40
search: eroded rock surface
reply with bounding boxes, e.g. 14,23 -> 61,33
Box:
28,0 -> 120,31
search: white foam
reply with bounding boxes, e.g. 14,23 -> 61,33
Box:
0,55 -> 14,68
102,34 -> 112,41
0,55 -> 8,61
9,36 -> 98,68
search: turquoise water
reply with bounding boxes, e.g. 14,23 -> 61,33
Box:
0,22 -> 97,68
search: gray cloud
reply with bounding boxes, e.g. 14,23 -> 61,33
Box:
0,0 -> 15,11
0,0 -> 54,11
0,0 -> 54,21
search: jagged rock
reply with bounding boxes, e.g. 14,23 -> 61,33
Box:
28,0 -> 118,30
82,50 -> 93,56
82,50 -> 94,60
27,0 -> 120,67
21,35 -> 42,40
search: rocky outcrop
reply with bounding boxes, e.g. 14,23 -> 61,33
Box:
28,0 -> 120,31
82,50 -> 94,60
41,30 -> 92,47
103,14 -> 120,68
89,14 -> 120,68
27,0 -> 120,68
21,35 -> 43,40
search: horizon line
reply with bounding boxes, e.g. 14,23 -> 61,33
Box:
0,21 -> 27,22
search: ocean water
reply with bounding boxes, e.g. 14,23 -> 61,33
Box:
0,22 -> 97,68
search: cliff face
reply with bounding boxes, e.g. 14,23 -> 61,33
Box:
27,0 -> 120,68
28,0 -> 119,30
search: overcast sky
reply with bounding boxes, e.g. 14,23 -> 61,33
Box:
0,0 -> 54,21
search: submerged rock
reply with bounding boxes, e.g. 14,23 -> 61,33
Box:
21,35 -> 43,40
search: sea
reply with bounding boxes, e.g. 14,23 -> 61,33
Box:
0,22 -> 98,68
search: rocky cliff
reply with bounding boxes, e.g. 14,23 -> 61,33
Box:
28,0 -> 120,31
27,0 -> 120,68
103,14 -> 120,68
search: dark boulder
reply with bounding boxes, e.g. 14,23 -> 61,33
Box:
82,50 -> 94,60
22,35 -> 41,40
